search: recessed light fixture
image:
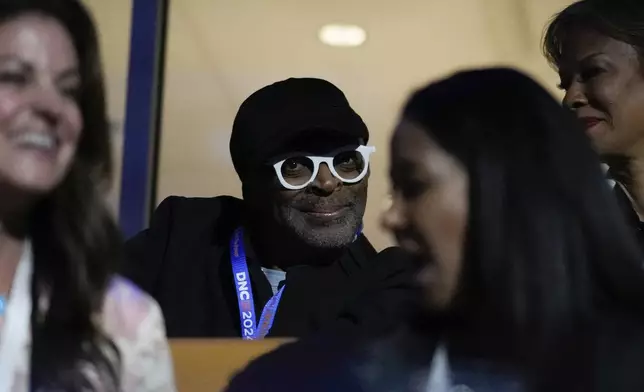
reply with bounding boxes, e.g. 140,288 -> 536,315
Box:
318,24 -> 366,47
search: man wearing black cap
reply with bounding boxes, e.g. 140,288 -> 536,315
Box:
122,78 -> 417,338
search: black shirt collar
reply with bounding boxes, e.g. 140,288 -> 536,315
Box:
614,183 -> 643,229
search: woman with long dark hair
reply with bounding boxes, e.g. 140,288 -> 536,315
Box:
0,0 -> 175,390
543,0 -> 644,249
225,68 -> 644,391
377,67 -> 644,391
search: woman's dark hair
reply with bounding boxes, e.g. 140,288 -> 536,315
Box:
402,68 -> 644,389
543,0 -> 644,69
0,0 -> 121,389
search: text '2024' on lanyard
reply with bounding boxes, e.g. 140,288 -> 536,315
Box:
229,225 -> 362,340
230,227 -> 284,340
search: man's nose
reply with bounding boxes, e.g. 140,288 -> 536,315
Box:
311,163 -> 341,195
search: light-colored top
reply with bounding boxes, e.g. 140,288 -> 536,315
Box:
604,163 -> 644,222
0,242 -> 176,391
426,345 -> 451,392
261,267 -> 286,295
424,345 -> 523,392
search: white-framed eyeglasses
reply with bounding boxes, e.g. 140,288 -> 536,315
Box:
272,145 -> 376,190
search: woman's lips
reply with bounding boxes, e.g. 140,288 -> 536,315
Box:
579,117 -> 605,137
580,117 -> 602,129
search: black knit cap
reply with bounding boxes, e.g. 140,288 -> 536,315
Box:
229,77 -> 369,181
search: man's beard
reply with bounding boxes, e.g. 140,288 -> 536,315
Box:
276,197 -> 366,249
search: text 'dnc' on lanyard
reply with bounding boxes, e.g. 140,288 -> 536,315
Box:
229,224 -> 362,340
230,227 -> 284,340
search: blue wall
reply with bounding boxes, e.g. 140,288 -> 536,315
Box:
119,0 -> 168,238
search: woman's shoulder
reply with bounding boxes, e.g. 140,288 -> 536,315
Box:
593,311 -> 644,391
101,275 -> 163,340
101,275 -> 177,391
226,329 -> 366,392
226,325 -> 432,392
103,276 -> 160,330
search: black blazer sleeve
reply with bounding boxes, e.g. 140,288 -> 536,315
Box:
122,196 -> 177,295
335,246 -> 421,334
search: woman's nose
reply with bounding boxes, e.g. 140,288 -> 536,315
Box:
562,80 -> 588,110
380,194 -> 405,233
28,83 -> 66,126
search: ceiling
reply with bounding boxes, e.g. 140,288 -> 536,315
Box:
85,0 -> 575,248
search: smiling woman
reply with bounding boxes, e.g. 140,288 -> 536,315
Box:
0,0 -> 175,390
0,14 -> 82,195
543,0 -> 644,251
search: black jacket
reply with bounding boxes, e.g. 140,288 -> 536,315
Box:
122,195 -> 419,338
225,312 -> 644,392
614,184 -> 644,252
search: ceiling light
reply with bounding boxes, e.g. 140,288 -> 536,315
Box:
318,24 -> 366,47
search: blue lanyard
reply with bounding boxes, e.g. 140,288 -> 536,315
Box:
230,224 -> 363,339
230,227 -> 284,340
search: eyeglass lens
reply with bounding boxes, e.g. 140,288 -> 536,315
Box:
280,150 -> 366,187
